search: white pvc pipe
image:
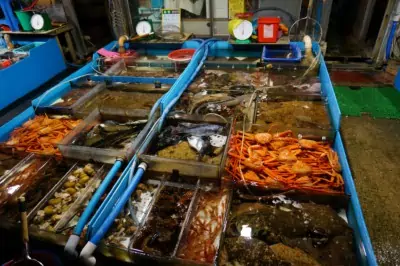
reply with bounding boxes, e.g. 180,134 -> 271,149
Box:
80,242 -> 97,266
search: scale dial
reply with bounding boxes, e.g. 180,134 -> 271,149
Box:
233,20 -> 253,41
136,20 -> 152,36
31,14 -> 45,30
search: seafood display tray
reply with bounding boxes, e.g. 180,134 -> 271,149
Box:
254,93 -> 335,141
29,163 -> 106,236
35,82 -> 101,115
2,114 -> 83,156
107,59 -> 183,78
189,67 -> 322,94
0,155 -> 55,227
0,148 -> 29,182
106,82 -> 172,93
99,178 -> 163,262
140,116 -> 233,180
126,180 -> 231,265
218,191 -> 356,266
173,89 -> 257,131
58,109 -> 154,164
72,82 -> 164,117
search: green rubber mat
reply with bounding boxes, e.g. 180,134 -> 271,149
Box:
334,86 -> 400,119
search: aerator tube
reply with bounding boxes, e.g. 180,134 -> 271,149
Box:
79,162 -> 148,266
64,159 -> 123,259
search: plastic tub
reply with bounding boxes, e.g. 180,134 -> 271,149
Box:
14,10 -> 33,31
262,43 -> 302,63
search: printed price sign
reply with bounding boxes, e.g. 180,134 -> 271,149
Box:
161,9 -> 181,33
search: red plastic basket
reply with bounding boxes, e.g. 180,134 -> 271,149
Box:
168,48 -> 196,63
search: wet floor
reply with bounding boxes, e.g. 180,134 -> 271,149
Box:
341,116 -> 400,265
330,70 -> 395,87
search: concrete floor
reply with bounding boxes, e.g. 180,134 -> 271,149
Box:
341,116 -> 400,265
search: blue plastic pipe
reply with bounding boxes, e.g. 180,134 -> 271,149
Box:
80,163 -> 147,266
86,157 -> 136,238
158,40 -> 214,124
159,39 -> 217,113
386,21 -> 398,61
64,160 -> 123,259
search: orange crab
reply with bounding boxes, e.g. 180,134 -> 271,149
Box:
4,115 -> 81,156
226,130 -> 344,194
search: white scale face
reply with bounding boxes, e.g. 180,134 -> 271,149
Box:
233,20 -> 253,41
31,14 -> 45,30
136,21 -> 152,36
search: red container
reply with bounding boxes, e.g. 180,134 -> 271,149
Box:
258,17 -> 281,43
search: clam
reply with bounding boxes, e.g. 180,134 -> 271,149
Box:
44,206 -> 54,216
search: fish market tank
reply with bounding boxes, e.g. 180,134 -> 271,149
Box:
253,93 -> 334,141
73,82 -> 164,116
189,68 -> 321,95
173,85 -> 257,128
141,116 -> 232,179
103,59 -> 183,78
0,155 -> 76,227
2,114 -> 82,156
126,178 -> 231,265
30,162 -> 105,236
99,177 -> 162,262
58,109 -> 151,163
218,193 -> 356,266
36,80 -> 98,115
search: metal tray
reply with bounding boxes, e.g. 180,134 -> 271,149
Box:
140,115 -> 233,180
72,83 -> 164,117
0,154 -> 53,227
98,178 -> 163,262
253,93 -> 334,141
106,59 -> 183,78
34,80 -> 100,115
29,163 -> 106,234
58,109 -> 153,164
128,181 -> 199,263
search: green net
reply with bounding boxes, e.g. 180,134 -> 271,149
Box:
333,86 -> 400,119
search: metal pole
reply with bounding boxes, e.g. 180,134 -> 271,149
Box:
209,0 -> 214,37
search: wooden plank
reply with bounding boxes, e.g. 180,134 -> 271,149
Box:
0,24 -> 73,36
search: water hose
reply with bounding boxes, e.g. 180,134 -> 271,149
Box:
80,163 -> 148,266
64,160 -> 123,259
148,39 -> 207,119
159,39 -> 218,114
157,43 -> 211,131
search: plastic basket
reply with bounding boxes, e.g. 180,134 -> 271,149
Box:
262,43 -> 302,63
